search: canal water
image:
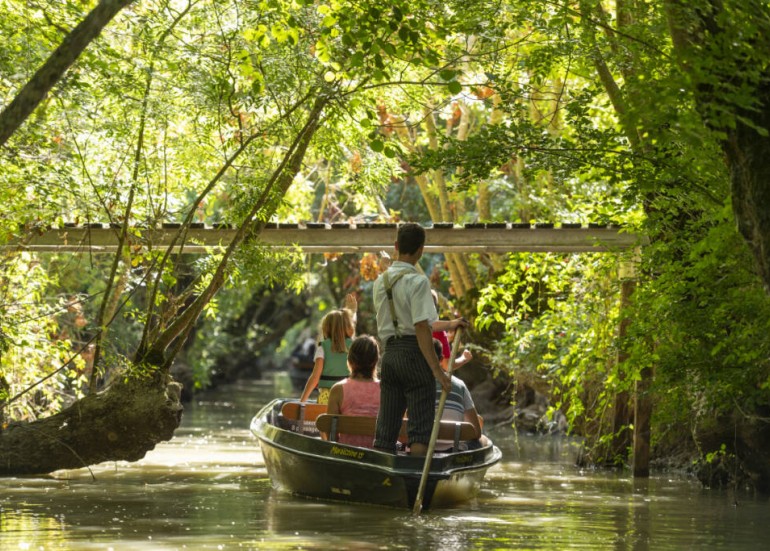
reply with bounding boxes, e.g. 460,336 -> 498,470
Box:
1,376 -> 767,550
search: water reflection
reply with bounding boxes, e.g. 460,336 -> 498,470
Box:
1,377 -> 767,550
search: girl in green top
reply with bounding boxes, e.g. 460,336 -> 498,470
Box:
300,294 -> 357,404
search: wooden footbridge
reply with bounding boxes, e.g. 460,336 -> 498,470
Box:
6,221 -> 644,254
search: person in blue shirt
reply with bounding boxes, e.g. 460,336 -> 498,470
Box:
432,338 -> 482,451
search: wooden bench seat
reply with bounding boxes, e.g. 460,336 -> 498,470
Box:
279,401 -> 327,433
315,414 -> 477,450
280,401 -> 327,423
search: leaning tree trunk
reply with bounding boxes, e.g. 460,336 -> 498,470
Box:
0,376 -> 182,475
723,84 -> 770,292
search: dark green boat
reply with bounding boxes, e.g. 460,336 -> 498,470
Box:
250,398 -> 502,509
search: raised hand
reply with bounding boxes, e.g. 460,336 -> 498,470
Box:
343,292 -> 358,312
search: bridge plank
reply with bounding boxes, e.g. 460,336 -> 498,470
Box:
5,224 -> 645,254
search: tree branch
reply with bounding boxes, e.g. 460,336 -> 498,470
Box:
0,0 -> 136,147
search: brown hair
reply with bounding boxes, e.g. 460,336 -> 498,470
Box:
320,309 -> 354,353
397,223 -> 426,255
347,335 -> 380,378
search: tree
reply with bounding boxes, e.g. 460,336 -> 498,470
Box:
1,0 -> 333,471
664,0 -> 770,291
0,0 -> 507,474
0,0 -> 137,147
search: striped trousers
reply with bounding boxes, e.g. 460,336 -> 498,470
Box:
374,336 -> 436,452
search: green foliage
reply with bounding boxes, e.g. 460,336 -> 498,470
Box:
629,207 -> 770,434
477,252 -> 624,436
462,0 -> 770,466
0,254 -> 87,421
182,243 -> 307,387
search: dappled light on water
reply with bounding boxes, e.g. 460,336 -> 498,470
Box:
1,377 -> 767,549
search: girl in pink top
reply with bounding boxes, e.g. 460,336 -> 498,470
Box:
327,335 -> 381,448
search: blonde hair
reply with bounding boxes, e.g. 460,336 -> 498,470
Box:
320,309 -> 354,353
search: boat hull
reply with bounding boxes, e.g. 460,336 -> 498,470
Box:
251,399 -> 502,509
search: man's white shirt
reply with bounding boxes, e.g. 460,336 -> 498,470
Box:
373,261 -> 438,341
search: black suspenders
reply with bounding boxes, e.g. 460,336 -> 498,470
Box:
383,270 -> 408,337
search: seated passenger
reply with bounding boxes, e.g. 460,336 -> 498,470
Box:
300,293 -> 357,404
326,335 -> 381,448
433,338 -> 482,451
431,290 -> 452,371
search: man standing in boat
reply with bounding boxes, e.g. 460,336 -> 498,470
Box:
372,223 -> 469,455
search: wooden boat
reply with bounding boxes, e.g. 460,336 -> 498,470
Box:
250,398 -> 502,510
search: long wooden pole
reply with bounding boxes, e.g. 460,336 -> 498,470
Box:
412,326 -> 464,515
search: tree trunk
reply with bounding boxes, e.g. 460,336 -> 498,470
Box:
723,89 -> 770,291
610,278 -> 636,462
393,112 -> 468,296
141,95 -> 327,364
664,0 -> 770,290
632,364 -> 653,477
0,376 -> 182,475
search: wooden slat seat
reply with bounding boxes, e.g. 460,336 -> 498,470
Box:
315,414 -> 378,437
315,414 -> 477,450
280,402 -> 327,434
280,401 -> 327,423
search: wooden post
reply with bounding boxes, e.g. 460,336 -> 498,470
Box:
633,364 -> 653,477
611,252 -> 639,461
621,248 -> 652,478
610,277 -> 635,461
